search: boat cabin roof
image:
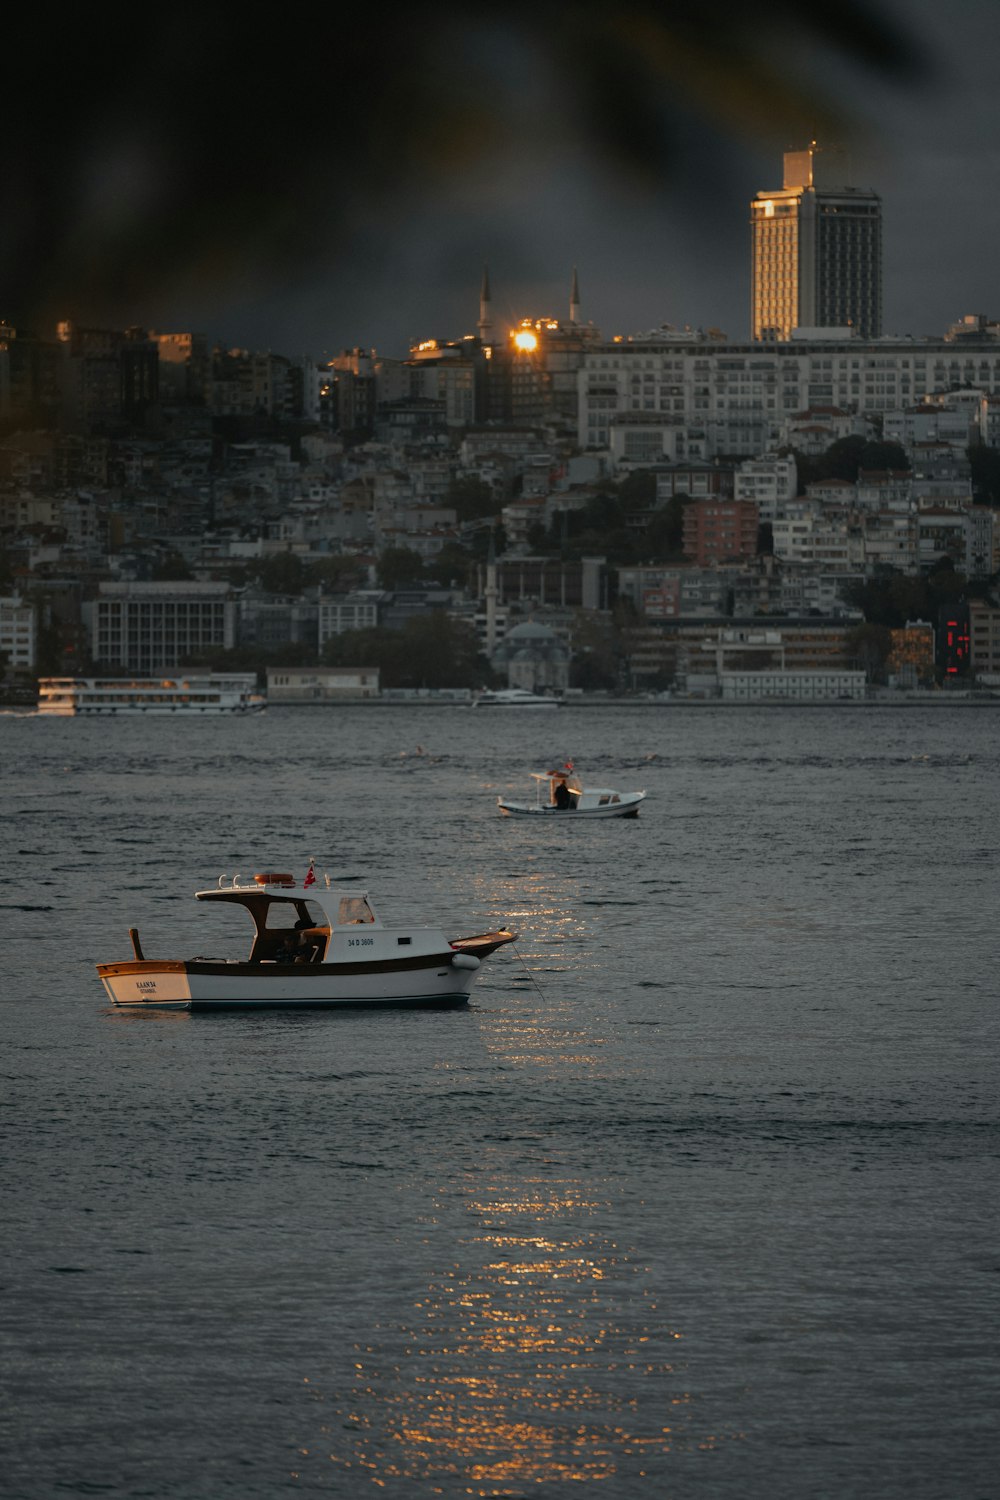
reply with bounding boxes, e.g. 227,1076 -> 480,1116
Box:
196,877 -> 380,930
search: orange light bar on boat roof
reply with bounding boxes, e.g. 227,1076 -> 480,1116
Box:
253,872 -> 295,887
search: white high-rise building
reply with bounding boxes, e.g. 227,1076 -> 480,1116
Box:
751,143 -> 882,341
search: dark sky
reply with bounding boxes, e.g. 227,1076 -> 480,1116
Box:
12,2 -> 999,360
265,0 -> 1000,358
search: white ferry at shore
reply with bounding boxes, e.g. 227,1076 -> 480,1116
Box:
37,674 -> 265,715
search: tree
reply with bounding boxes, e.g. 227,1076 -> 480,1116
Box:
617,469 -> 656,509
256,552 -> 305,595
323,612 -> 487,688
445,476 -> 500,523
377,546 -> 426,589
968,444 -> 1000,505
641,491 -> 694,561
151,550 -> 193,581
794,435 -> 910,490
424,543 -> 474,588
858,439 -> 910,473
554,489 -> 639,565
397,612 -> 484,687
306,556 -> 364,591
570,609 -> 625,691
468,524 -> 507,562
846,622 -> 893,681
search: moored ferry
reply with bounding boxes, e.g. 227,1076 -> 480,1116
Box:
37,674 -> 265,715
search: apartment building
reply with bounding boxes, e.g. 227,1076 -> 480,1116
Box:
89,581 -> 236,672
0,594 -> 36,671
578,331 -> 1000,458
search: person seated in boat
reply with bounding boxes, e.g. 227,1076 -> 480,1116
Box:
275,932 -> 308,964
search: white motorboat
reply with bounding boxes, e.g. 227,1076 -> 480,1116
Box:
473,689 -> 560,708
96,869 -> 517,1010
498,767 -> 646,819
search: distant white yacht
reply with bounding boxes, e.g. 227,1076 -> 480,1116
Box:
472,688 -> 560,709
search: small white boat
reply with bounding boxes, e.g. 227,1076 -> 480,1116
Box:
473,689 -> 560,708
96,870 -> 517,1010
498,768 -> 646,819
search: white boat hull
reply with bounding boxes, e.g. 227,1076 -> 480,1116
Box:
497,797 -> 643,818
97,934 -> 511,1011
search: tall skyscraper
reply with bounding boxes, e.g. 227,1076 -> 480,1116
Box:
750,143 -> 881,341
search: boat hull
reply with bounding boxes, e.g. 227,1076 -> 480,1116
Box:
497,796 -> 644,818
97,933 -> 514,1011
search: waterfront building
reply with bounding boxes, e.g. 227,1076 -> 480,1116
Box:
88,581 -> 236,673
718,669 -> 866,701
887,622 -> 935,687
622,617 -> 860,688
968,600 -> 1000,681
490,619 -> 570,694
938,603 -> 971,678
265,666 -> 379,702
0,593 -> 36,672
750,143 -> 881,341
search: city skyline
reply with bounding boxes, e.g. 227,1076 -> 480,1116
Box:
4,3 -> 999,362
130,2 -> 1000,359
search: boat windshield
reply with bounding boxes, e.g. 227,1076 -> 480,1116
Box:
266,898 -> 328,930
338,896 -> 375,925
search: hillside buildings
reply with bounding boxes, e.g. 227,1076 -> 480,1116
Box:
578,328 -> 1000,460
6,152 -> 1000,701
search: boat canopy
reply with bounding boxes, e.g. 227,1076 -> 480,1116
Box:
195,880 -> 379,964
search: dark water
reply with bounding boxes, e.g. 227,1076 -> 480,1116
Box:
1,704 -> 997,1499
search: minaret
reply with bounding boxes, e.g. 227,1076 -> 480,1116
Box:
570,266 -> 580,326
478,264 -> 494,346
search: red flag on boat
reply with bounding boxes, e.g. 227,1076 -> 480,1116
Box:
304,862 -> 316,888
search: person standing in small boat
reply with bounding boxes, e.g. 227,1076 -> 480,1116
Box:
554,777 -> 573,810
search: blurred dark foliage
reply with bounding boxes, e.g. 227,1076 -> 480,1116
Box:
2,1 -> 919,328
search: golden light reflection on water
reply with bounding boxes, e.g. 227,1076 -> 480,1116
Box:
296,1166 -> 743,1491
460,866 -> 625,1071
290,866 -> 737,1488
